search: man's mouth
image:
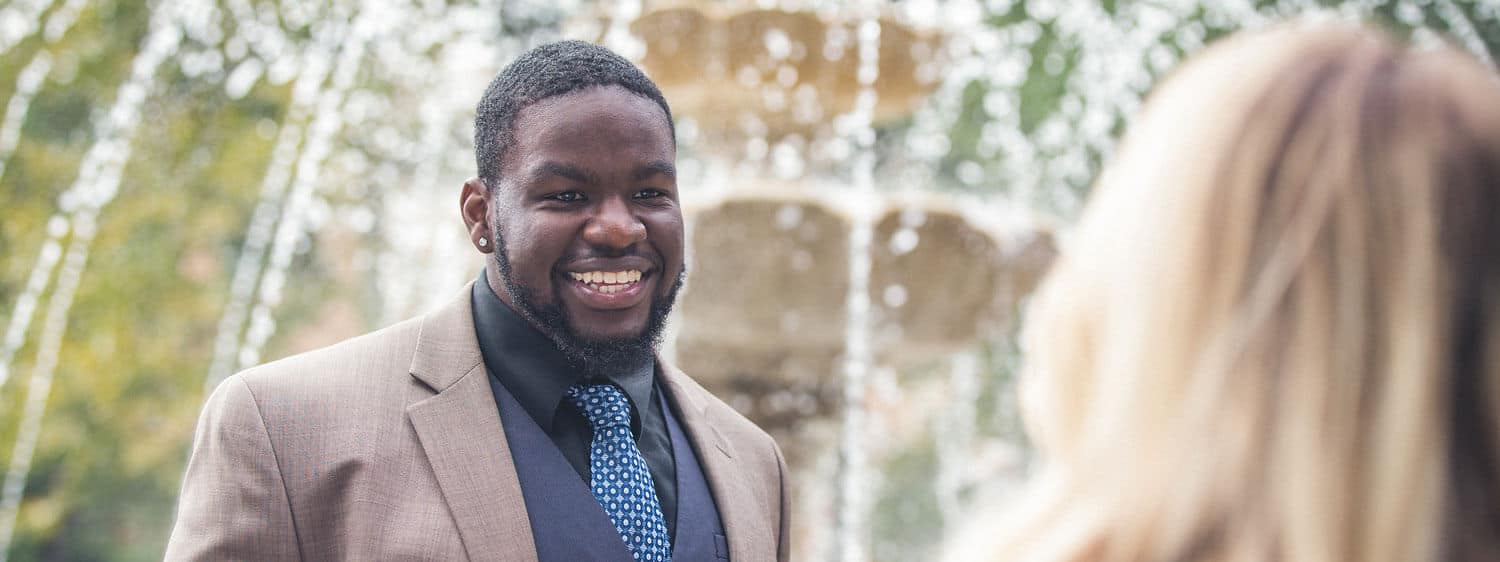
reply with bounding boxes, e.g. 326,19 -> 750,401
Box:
567,269 -> 645,295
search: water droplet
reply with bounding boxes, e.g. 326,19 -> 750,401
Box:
776,65 -> 798,87
775,204 -> 803,231
225,58 -> 264,99
46,216 -> 69,237
956,161 -> 985,186
737,65 -> 761,87
764,28 -> 792,61
899,208 -> 926,228
883,284 -> 908,308
889,228 -> 919,255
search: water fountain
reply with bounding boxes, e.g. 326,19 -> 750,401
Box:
0,0 -> 1493,559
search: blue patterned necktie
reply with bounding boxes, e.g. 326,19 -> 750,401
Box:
566,383 -> 672,562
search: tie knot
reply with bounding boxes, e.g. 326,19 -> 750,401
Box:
565,383 -> 633,431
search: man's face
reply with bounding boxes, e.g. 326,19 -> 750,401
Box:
471,85 -> 684,366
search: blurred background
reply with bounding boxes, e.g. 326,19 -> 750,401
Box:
0,0 -> 1495,560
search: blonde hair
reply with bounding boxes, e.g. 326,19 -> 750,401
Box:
958,23 -> 1500,562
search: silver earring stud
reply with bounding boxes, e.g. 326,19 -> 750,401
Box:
478,237 -> 488,247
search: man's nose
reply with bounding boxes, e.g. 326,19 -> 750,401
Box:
582,196 -> 647,249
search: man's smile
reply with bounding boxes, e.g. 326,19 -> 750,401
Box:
559,266 -> 655,310
569,270 -> 644,293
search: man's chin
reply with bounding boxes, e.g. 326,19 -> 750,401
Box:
538,309 -> 655,371
564,322 -> 650,347
558,333 -> 657,377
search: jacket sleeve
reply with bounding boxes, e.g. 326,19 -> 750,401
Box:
775,441 -> 791,562
165,376 -> 301,561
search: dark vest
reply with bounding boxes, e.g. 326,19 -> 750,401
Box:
488,375 -> 730,561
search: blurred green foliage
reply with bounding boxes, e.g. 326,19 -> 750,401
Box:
0,1 -> 356,559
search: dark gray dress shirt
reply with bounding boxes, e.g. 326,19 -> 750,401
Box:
470,272 -> 678,540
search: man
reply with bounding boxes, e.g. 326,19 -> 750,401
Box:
166,41 -> 790,561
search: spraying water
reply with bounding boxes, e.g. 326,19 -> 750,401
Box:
0,1 -> 191,555
234,2 -> 382,372
0,0 -> 56,55
834,6 -> 883,562
202,45 -> 336,394
0,0 -> 114,391
374,1 -> 501,326
0,217 -> 62,392
0,53 -> 51,182
933,351 -> 980,531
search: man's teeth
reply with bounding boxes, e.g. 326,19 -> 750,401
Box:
569,270 -> 644,291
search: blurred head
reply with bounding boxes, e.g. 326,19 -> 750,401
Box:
460,41 -> 685,376
969,23 -> 1500,562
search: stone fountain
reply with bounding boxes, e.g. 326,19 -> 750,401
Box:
574,3 -> 1058,559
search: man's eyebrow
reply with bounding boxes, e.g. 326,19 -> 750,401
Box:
632,161 -> 676,182
531,161 -> 599,185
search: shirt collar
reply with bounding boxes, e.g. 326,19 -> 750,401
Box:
470,270 -> 656,433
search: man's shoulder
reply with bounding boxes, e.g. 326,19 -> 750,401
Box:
666,364 -> 790,549
664,368 -> 782,458
229,315 -> 426,406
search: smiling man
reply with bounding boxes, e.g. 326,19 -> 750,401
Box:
166,42 -> 790,562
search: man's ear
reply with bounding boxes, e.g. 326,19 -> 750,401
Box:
460,177 -> 493,253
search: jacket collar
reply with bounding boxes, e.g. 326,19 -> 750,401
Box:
408,281 -> 485,393
658,362 -> 780,560
406,281 -> 538,562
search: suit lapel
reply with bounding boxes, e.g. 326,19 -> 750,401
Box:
659,363 -> 775,561
408,282 -> 537,562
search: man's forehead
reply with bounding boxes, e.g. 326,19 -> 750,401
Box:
511,86 -> 670,139
501,89 -> 674,173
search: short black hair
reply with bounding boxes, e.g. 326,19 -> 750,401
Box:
473,40 -> 674,186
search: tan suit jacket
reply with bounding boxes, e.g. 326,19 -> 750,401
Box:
166,282 -> 791,561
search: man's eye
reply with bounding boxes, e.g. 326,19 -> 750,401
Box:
548,191 -> 585,202
633,189 -> 664,199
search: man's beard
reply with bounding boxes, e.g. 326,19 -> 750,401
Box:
491,231 -> 684,377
